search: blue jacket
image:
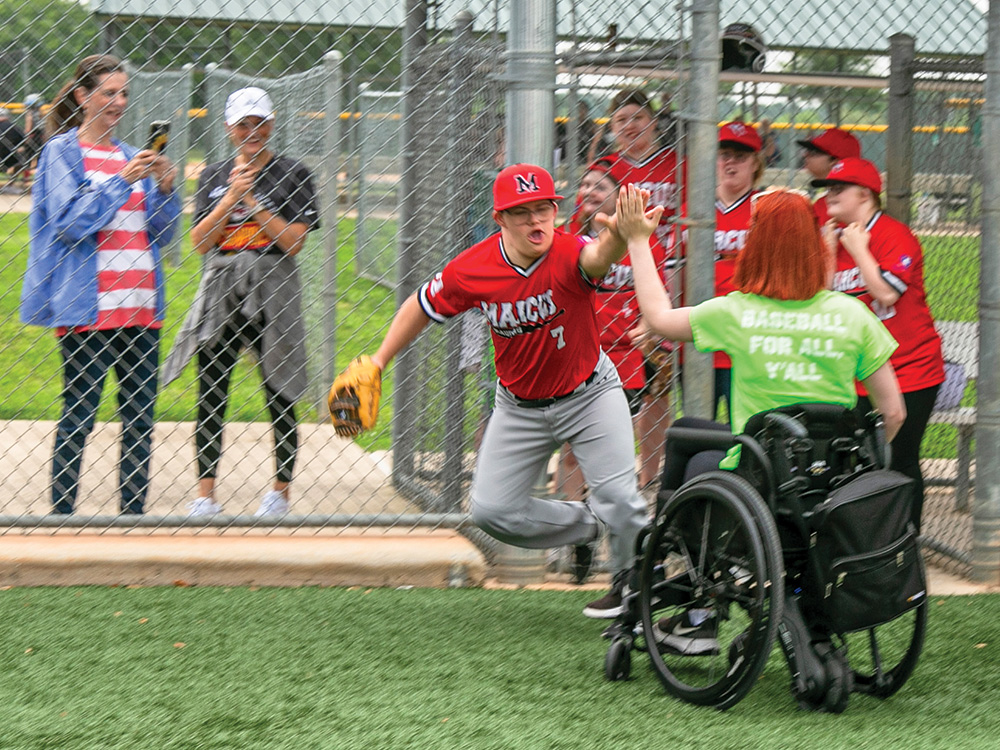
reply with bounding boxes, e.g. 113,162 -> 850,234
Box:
19,128 -> 181,328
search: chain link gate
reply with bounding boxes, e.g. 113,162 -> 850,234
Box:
0,0 -> 995,581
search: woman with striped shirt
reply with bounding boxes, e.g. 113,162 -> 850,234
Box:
21,54 -> 180,514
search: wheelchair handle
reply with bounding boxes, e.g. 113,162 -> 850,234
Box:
763,411 -> 809,439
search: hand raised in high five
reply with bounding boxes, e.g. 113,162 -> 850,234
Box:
615,184 -> 663,243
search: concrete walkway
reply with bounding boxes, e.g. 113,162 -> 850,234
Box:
0,419 -> 488,588
2,421 -> 416,517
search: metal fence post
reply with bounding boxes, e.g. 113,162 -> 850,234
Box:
441,11 -> 477,511
354,83 -> 371,277
392,0 -> 428,484
682,0 -> 720,420
887,33 -> 915,224
973,2 -> 1000,586
203,63 -> 223,165
491,0 -> 557,583
167,63 -> 196,266
319,50 -> 343,418
505,0 -> 555,166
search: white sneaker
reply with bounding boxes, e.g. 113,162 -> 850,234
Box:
187,497 -> 223,516
255,490 -> 290,517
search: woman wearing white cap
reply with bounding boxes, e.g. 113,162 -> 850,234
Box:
163,86 -> 320,517
818,157 -> 944,531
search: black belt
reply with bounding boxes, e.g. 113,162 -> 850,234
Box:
512,370 -> 598,409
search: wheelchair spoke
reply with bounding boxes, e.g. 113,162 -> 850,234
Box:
697,501 -> 711,579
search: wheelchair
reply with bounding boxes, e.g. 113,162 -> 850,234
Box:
603,403 -> 928,712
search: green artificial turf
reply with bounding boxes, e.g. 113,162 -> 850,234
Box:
0,586 -> 996,749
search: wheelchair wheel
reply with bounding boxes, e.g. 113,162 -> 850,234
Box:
796,640 -> 852,713
845,597 -> 927,699
640,472 -> 784,710
820,643 -> 852,713
605,636 -> 633,681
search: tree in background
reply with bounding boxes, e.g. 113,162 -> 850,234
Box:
0,0 -> 99,103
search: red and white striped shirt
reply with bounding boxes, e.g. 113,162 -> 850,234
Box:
70,142 -> 158,332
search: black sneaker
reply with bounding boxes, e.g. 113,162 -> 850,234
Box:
571,540 -> 595,585
652,610 -> 720,655
582,569 -> 629,619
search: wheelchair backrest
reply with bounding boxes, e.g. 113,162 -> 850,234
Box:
740,403 -> 885,500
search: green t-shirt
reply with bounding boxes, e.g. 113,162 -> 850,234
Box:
689,290 -> 898,439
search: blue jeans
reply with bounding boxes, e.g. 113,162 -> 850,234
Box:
52,327 -> 159,514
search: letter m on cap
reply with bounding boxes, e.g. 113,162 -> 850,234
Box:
515,173 -> 540,194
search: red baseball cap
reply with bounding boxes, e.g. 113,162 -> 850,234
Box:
585,156 -> 616,176
811,157 -> 883,194
493,164 -> 563,211
797,127 -> 861,159
718,121 -> 762,152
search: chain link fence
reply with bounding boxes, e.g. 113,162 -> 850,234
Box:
0,0 -> 993,578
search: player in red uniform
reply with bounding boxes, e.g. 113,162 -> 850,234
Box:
568,160 -> 667,414
798,127 -> 861,225
366,164 -> 647,618
711,121 -> 764,420
605,89 -> 681,257
818,157 -> 945,529
557,160 -> 667,582
604,89 -> 681,487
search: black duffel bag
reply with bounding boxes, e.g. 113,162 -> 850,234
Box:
808,469 -> 927,634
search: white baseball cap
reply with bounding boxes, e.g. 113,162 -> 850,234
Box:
224,87 -> 275,126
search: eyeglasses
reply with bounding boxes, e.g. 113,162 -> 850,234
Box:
504,203 -> 556,223
825,183 -> 852,194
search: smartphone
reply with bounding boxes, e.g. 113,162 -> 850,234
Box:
146,120 -> 171,153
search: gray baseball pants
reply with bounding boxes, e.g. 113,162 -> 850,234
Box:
470,351 -> 647,573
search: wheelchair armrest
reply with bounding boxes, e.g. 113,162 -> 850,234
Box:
665,426 -> 737,452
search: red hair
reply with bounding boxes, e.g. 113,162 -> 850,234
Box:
733,191 -> 827,300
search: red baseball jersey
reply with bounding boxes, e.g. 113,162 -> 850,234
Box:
813,193 -> 831,227
712,189 -> 757,368
418,229 -> 601,400
714,190 -> 756,298
831,211 -> 945,394
591,242 -> 670,389
607,147 -> 683,261
566,217 -> 668,388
